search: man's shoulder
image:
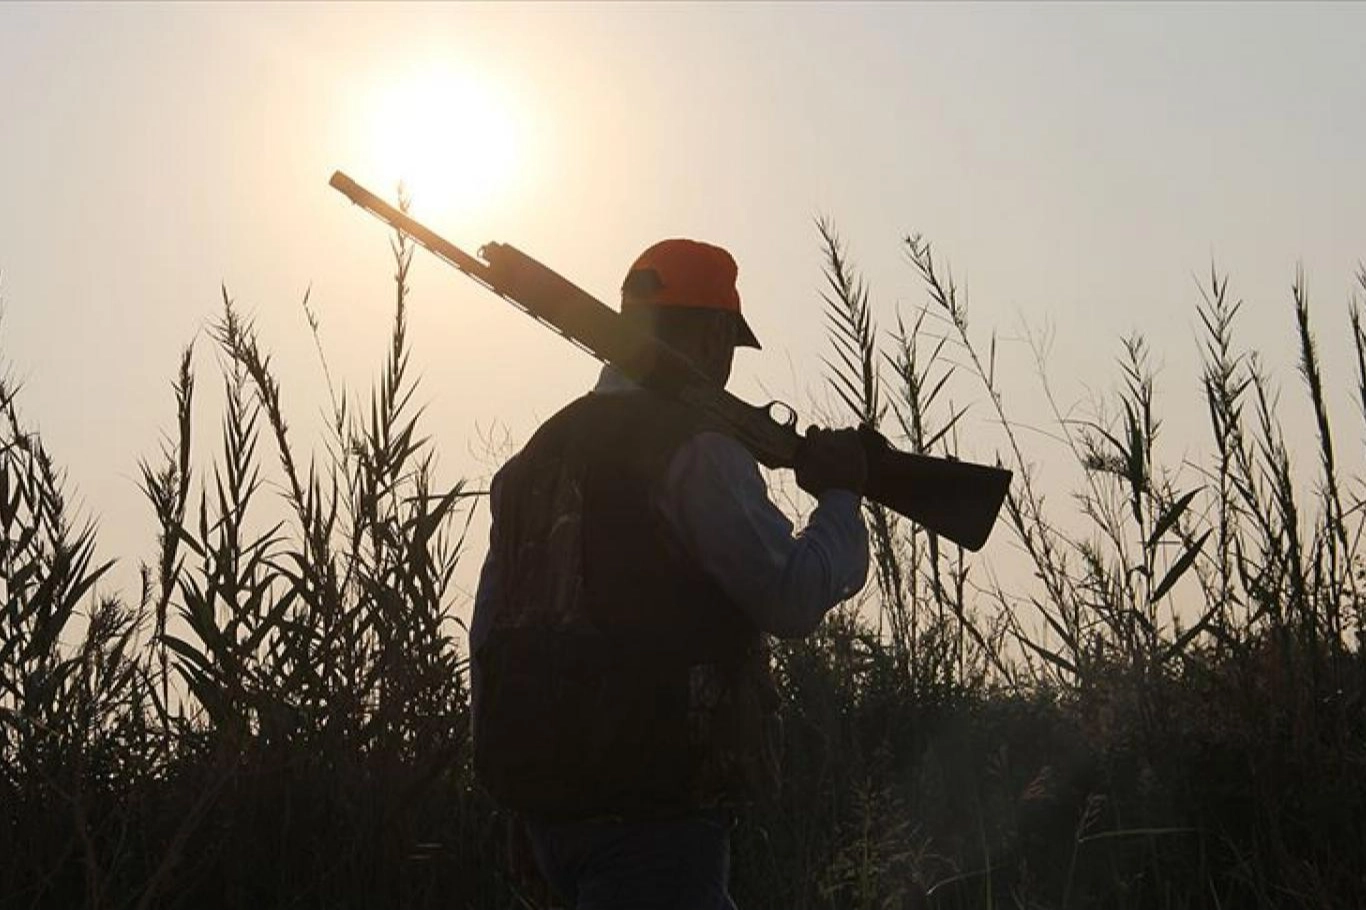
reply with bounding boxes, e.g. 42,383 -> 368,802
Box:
675,428 -> 754,462
567,391 -> 722,451
504,392 -> 756,490
666,430 -> 761,494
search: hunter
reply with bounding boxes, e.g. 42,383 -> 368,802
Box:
471,238 -> 870,908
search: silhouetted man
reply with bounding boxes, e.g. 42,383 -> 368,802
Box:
471,238 -> 869,908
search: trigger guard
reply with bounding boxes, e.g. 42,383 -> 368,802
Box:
764,400 -> 798,429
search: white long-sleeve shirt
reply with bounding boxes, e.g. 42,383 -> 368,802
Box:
472,366 -> 869,650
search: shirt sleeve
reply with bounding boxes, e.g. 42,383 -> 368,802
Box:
658,431 -> 870,638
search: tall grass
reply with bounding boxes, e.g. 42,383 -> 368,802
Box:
1,216 -> 1364,906
2,217 -> 498,907
738,226 -> 1366,907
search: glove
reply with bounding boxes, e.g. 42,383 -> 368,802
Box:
795,426 -> 868,496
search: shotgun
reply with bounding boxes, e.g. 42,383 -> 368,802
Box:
328,171 -> 1011,551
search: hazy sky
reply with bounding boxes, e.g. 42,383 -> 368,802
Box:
2,2 -> 1364,606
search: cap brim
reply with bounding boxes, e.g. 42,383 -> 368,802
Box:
736,313 -> 761,349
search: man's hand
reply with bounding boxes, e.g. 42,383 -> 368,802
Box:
796,426 -> 868,496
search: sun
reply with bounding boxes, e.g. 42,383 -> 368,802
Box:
365,63 -> 523,218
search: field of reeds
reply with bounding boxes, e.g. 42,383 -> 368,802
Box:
3,215 -> 1364,908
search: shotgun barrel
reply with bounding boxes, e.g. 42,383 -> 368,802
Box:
329,171 -> 1011,550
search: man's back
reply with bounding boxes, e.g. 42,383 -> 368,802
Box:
472,389 -> 775,820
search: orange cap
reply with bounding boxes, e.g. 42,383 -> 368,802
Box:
620,239 -> 761,348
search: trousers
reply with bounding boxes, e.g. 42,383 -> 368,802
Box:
526,809 -> 736,909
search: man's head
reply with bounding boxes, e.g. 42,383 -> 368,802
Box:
620,239 -> 759,387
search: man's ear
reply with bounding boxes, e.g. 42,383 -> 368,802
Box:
619,306 -> 656,340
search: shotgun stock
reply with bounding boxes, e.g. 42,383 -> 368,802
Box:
329,171 -> 1011,550
860,430 -> 1011,552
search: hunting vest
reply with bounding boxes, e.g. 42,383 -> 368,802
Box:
473,391 -> 778,820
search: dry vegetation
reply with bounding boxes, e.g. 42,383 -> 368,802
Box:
2,215 -> 1364,907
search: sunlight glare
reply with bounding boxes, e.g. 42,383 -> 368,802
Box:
367,63 -> 523,218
